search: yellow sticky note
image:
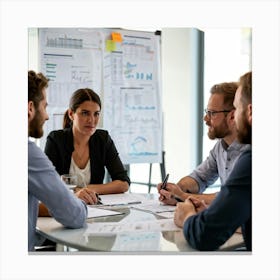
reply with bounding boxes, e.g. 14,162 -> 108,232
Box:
106,40 -> 116,52
112,32 -> 122,42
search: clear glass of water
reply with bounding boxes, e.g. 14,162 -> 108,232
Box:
61,174 -> 78,191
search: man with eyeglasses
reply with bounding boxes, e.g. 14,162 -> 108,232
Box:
174,72 -> 252,251
158,82 -> 250,205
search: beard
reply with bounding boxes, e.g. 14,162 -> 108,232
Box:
207,119 -> 230,140
29,110 -> 44,138
237,116 -> 252,144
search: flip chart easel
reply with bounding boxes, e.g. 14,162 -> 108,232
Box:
126,151 -> 166,193
38,28 -> 163,166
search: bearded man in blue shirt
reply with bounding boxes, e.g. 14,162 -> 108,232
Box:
28,70 -> 98,251
174,71 -> 252,251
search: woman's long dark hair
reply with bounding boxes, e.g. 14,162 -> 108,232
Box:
63,88 -> 102,129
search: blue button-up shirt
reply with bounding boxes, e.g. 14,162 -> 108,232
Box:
28,139 -> 87,251
189,139 -> 250,193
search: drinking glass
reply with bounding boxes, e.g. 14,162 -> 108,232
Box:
61,174 -> 78,191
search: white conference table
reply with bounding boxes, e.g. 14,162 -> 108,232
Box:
36,193 -> 245,253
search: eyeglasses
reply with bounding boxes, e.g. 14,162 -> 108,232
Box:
204,109 -> 232,118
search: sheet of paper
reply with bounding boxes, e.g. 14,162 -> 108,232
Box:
84,218 -> 180,235
103,30 -> 162,164
86,206 -> 123,219
98,193 -> 147,206
132,200 -> 176,213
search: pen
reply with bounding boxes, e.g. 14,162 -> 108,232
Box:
127,201 -> 141,205
95,193 -> 103,205
160,173 -> 169,190
174,196 -> 184,202
174,190 -> 192,202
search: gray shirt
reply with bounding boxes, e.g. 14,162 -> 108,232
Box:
189,139 -> 250,193
28,139 -> 87,251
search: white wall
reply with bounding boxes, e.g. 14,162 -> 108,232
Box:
28,29 -> 39,71
162,28 -> 202,183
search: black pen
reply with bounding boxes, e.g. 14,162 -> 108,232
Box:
161,174 -> 184,202
174,190 -> 192,202
174,196 -> 184,202
95,193 -> 103,205
160,173 -> 169,190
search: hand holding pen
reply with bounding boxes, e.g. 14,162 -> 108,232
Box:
75,188 -> 101,205
158,174 -> 184,204
158,174 -> 174,203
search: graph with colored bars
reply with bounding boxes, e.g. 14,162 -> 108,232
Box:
45,62 -> 57,81
124,62 -> 153,80
125,71 -> 153,80
136,72 -> 152,80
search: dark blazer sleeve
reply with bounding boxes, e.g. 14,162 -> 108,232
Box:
44,129 -> 73,175
91,130 -> 130,185
183,149 -> 252,251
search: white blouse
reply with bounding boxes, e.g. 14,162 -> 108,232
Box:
69,157 -> 91,187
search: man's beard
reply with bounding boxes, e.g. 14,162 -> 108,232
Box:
29,110 -> 44,138
237,117 -> 252,144
207,120 -> 230,140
